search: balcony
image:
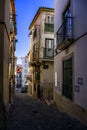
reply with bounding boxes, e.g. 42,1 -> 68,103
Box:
13,42 -> 16,51
33,25 -> 40,41
33,29 -> 37,40
43,48 -> 54,58
56,17 -> 73,50
33,51 -> 39,61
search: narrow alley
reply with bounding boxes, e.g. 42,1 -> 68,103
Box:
7,93 -> 87,130
0,0 -> 87,129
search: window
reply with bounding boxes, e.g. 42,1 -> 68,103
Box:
33,28 -> 37,40
45,23 -> 54,32
43,65 -> 49,69
45,15 -> 54,32
25,64 -> 27,67
56,4 -> 73,48
51,16 -> 54,23
63,5 -> 72,39
46,15 -> 54,24
44,39 -> 54,57
46,39 -> 54,48
25,70 -> 27,73
33,44 -> 37,57
47,16 -> 50,23
63,5 -> 71,20
35,72 -> 40,80
25,58 -> 27,63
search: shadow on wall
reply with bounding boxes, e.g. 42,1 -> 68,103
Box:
0,97 -> 6,130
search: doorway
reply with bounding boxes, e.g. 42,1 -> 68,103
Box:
63,57 -> 73,100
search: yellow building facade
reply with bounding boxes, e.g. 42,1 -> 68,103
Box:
28,7 -> 54,99
0,0 -> 17,109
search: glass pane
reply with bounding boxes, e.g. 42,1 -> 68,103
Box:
49,40 -> 51,48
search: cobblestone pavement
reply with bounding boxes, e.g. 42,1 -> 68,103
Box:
7,93 -> 87,130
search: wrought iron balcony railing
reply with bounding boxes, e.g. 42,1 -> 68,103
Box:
43,48 -> 54,58
56,17 -> 73,50
33,25 -> 40,41
33,51 -> 39,61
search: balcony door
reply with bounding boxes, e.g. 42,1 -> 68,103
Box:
45,15 -> 54,32
45,39 -> 54,57
63,5 -> 72,39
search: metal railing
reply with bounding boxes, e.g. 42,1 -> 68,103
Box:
56,17 -> 73,45
33,25 -> 40,41
32,50 -> 39,61
43,48 -> 54,57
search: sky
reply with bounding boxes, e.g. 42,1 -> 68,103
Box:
15,0 -> 54,64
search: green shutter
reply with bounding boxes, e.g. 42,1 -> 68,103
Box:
45,23 -> 54,32
63,58 -> 72,100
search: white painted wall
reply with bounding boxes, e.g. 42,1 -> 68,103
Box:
74,36 -> 87,109
22,57 -> 29,86
54,0 -> 87,109
73,0 -> 87,39
54,0 -> 70,35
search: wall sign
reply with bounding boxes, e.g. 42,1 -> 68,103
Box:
78,78 -> 83,85
55,72 -> 57,87
75,85 -> 80,92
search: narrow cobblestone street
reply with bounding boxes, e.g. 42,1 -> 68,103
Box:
7,93 -> 87,130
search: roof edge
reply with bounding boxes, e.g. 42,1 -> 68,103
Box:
29,7 -> 54,30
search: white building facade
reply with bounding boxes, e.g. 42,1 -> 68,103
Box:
54,0 -> 87,123
21,56 -> 29,87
